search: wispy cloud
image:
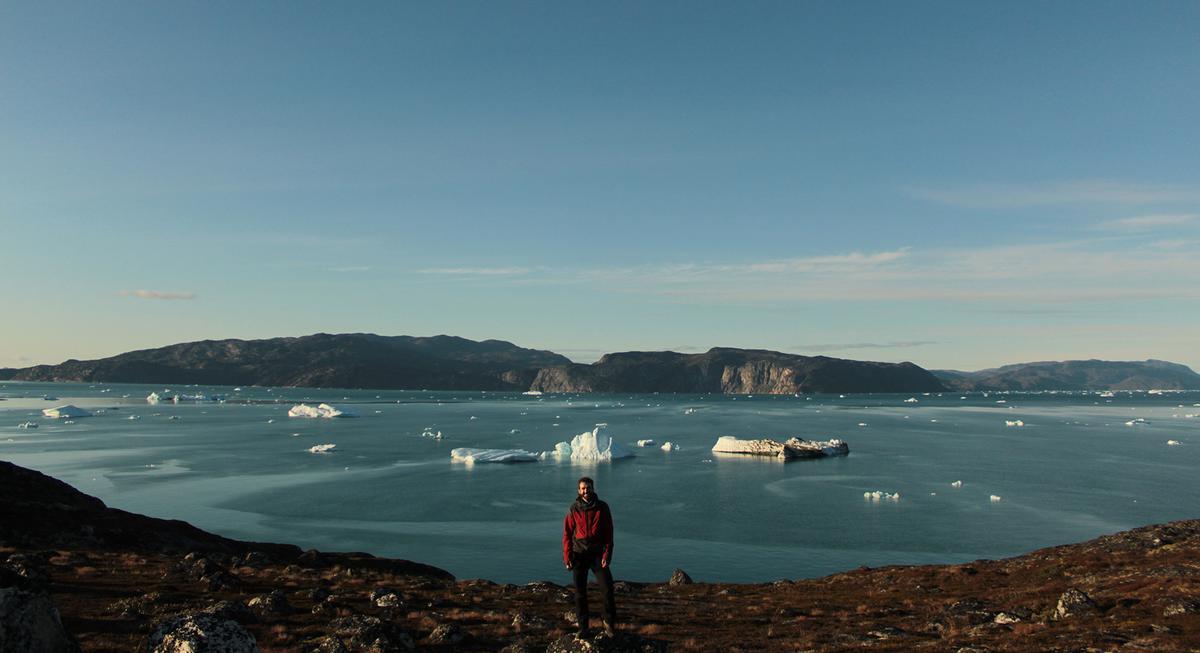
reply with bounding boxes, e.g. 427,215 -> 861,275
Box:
794,341 -> 938,353
907,180 -> 1200,208
119,290 -> 197,300
418,266 -> 532,276
1097,213 -> 1198,231
329,266 -> 372,273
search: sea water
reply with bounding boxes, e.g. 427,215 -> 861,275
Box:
2,381 -> 1198,584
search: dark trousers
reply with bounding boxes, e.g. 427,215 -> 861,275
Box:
571,552 -> 615,630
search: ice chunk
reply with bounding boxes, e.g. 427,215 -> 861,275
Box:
522,390 -> 544,396
1005,420 -> 1025,427
147,392 -> 161,404
990,495 -> 1002,502
864,490 -> 900,501
951,480 -> 963,488
712,435 -> 849,460
288,403 -> 358,418
1125,418 -> 1149,426
550,426 -> 634,462
636,439 -> 657,447
1167,440 -> 1182,446
450,448 -> 538,464
17,421 -> 38,429
904,397 -> 919,403
660,442 -> 679,452
308,444 -> 336,453
42,405 -> 91,419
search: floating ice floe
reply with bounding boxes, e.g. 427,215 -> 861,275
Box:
990,495 -> 1003,502
660,442 -> 679,452
308,444 -> 337,454
127,415 -> 140,420
1005,420 -> 1025,427
904,397 -> 919,403
450,448 -> 539,464
951,480 -> 963,488
288,403 -> 358,419
1167,440 -> 1182,446
509,428 -> 521,434
683,408 -> 696,415
42,405 -> 91,419
1125,418 -> 1149,426
857,423 -> 868,427
147,392 -> 161,404
421,428 -> 443,440
544,426 -> 634,463
711,435 -> 849,460
522,390 -> 543,396
17,421 -> 38,429
636,439 -> 657,447
168,416 -> 180,421
864,490 -> 900,502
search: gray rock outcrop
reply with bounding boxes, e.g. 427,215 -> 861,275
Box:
1052,588 -> 1099,620
0,588 -> 78,653
546,631 -> 668,652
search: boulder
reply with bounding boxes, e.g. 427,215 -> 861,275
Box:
329,615 -> 414,652
546,631 -> 668,653
1163,599 -> 1200,617
426,623 -> 467,645
1052,588 -> 1099,620
0,588 -> 78,653
146,612 -> 257,653
668,569 -> 693,585
247,590 -> 289,616
368,588 -> 404,609
511,611 -> 553,632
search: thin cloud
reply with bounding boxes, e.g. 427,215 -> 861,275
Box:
1097,213 -> 1197,231
119,290 -> 197,300
794,341 -> 938,353
418,266 -> 532,276
907,180 -> 1200,208
329,266 -> 372,273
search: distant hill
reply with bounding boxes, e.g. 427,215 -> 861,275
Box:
5,333 -> 570,390
934,359 -> 1200,391
529,347 -> 945,394
0,368 -> 15,381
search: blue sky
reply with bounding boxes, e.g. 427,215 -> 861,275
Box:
2,2 -> 1198,371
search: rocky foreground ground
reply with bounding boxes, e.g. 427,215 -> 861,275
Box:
3,460 -> 1199,652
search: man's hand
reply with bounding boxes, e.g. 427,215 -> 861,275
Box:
600,558 -> 609,569
565,562 -> 573,570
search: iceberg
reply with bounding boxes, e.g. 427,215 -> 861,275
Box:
1167,440 -> 1182,446
990,495 -> 1003,503
636,439 -> 657,447
951,480 -> 963,488
522,390 -> 544,396
42,405 -> 91,419
308,444 -> 337,454
660,441 -> 679,452
711,435 -> 849,460
450,448 -> 539,464
17,421 -> 38,429
547,426 -> 634,463
1005,420 -> 1025,427
288,403 -> 358,419
904,397 -> 919,403
864,490 -> 900,502
147,392 -> 161,404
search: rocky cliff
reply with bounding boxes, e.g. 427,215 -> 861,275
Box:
530,348 -> 945,394
935,359 -> 1200,391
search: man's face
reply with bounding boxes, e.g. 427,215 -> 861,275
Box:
578,481 -> 594,500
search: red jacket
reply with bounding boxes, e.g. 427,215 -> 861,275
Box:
562,498 -> 613,566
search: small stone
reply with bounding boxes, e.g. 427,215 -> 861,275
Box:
426,623 -> 467,645
668,568 -> 693,585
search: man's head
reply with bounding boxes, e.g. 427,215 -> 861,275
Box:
577,476 -> 595,501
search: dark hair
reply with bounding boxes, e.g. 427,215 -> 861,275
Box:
577,476 -> 594,486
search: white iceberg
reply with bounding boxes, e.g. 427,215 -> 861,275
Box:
288,403 -> 358,419
522,390 -> 543,396
42,405 -> 91,419
951,480 -> 963,488
1125,418 -> 1149,426
904,397 -> 919,403
547,426 -> 634,463
17,421 -> 38,429
450,448 -> 539,464
1005,420 -> 1025,427
1167,440 -> 1182,446
147,392 -> 161,404
636,439 -> 657,447
711,435 -> 849,460
308,443 -> 337,454
864,490 -> 900,501
990,495 -> 1003,503
660,442 -> 679,452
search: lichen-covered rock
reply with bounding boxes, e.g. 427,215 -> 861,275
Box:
1163,599 -> 1200,617
426,623 -> 467,645
1052,588 -> 1099,620
147,612 -> 257,653
668,569 -> 692,585
546,631 -> 668,653
0,588 -> 78,653
329,614 -> 414,652
247,590 -> 289,616
511,611 -> 553,632
368,588 -> 403,609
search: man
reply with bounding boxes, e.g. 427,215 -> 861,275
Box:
562,476 -> 616,636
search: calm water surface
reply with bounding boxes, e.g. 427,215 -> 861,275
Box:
3,381 -> 1198,584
